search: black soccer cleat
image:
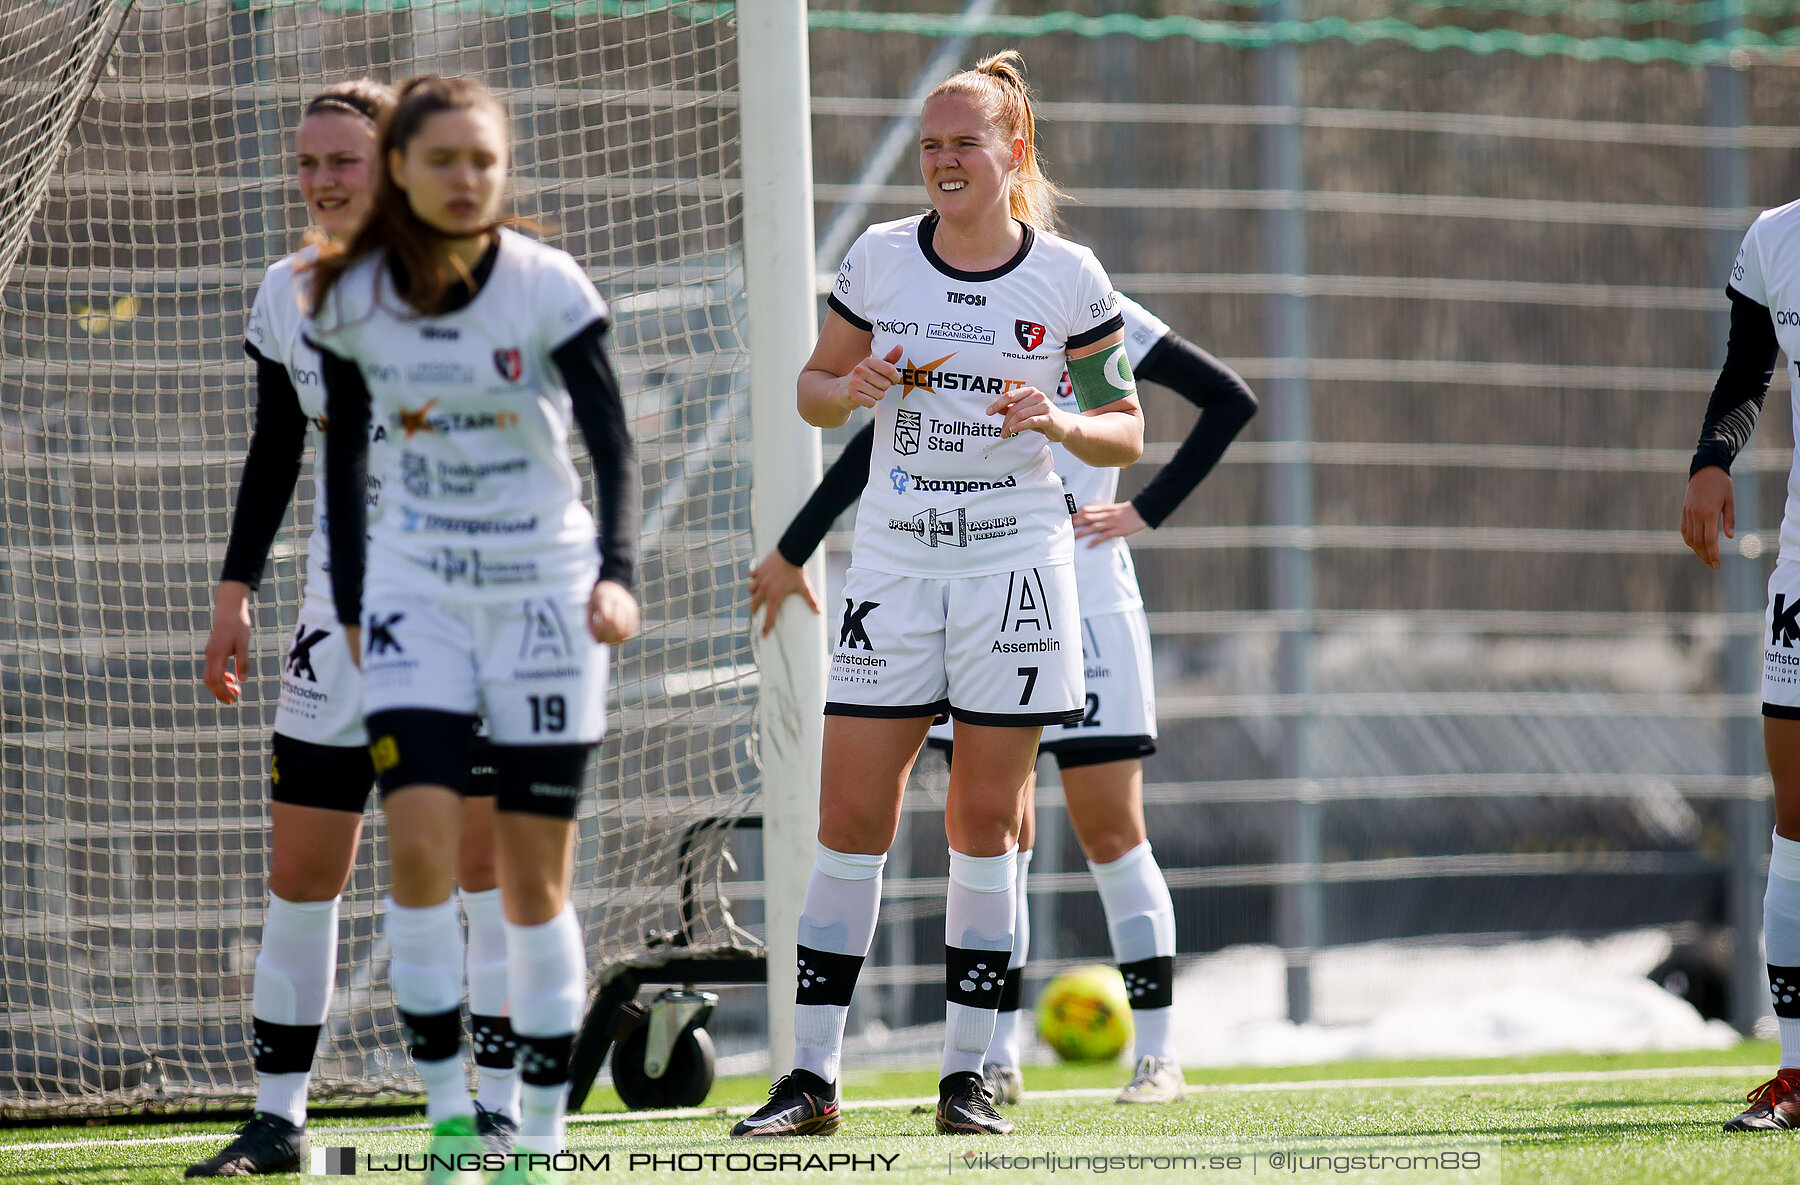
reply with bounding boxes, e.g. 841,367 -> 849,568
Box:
185,1112 -> 307,1177
730,1069 -> 841,1138
1726,1070 -> 1800,1131
474,1102 -> 519,1155
936,1070 -> 1015,1135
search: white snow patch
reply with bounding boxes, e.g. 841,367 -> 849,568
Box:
1172,932 -> 1739,1066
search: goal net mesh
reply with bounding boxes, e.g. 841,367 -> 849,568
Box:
0,0 -> 755,1116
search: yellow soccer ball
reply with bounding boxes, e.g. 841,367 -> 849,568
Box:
1035,964 -> 1133,1062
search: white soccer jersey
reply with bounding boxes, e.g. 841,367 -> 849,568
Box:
244,248 -> 337,598
830,214 -> 1125,578
306,228 -> 610,600
1051,293 -> 1171,615
1732,198 -> 1800,562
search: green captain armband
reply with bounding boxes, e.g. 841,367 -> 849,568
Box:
1067,341 -> 1136,411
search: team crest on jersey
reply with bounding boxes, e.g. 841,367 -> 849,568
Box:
894,408 -> 921,456
1014,320 -> 1046,352
493,348 -> 524,382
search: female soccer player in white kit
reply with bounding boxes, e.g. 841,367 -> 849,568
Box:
1684,195 -> 1800,1133
733,51 -> 1142,1139
750,294 -> 1256,1108
190,81 -> 518,1178
307,76 -> 639,1184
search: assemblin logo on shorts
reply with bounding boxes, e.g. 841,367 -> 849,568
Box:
887,507 -> 1018,547
992,637 -> 1060,653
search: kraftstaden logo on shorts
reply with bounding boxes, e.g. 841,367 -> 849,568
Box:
886,506 -> 1018,548
929,321 -> 995,344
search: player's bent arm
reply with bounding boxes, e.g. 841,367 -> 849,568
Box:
316,342 -> 372,630
798,310 -> 892,428
1128,334 -> 1258,528
552,319 -> 641,596
1059,330 -> 1143,467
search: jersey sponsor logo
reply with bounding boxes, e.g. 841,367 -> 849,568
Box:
398,507 -> 539,536
1778,310 -> 1800,327
929,321 -> 994,344
889,466 -> 911,494
364,362 -> 402,383
896,473 -> 1018,495
493,348 -> 524,381
875,319 -> 919,335
393,400 -> 521,438
290,364 -> 320,388
406,360 -> 476,385
1775,594 -> 1800,648
836,259 -> 853,295
366,612 -> 405,656
993,637 -> 1061,653
408,546 -> 540,588
894,407 -> 921,455
420,326 -> 460,340
1734,248 -> 1747,284
285,624 -> 330,683
946,291 -> 986,306
401,451 -> 529,498
886,506 -> 1018,547
1089,292 -> 1119,319
520,599 -> 573,660
838,599 -> 878,650
898,353 -> 1030,399
1014,320 -> 1046,352
1000,569 -> 1053,633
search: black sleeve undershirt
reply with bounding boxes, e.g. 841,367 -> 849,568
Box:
777,422 -> 874,566
551,318 -> 640,591
1691,286 -> 1782,477
219,345 -> 310,590
1129,333 -> 1259,529
318,342 -> 372,627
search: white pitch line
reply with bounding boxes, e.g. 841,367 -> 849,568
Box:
0,1064 -> 1770,1155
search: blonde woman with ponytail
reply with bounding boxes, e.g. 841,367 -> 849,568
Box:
734,51 -> 1142,1140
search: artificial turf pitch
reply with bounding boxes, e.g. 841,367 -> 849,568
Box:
2,1044 -> 1796,1183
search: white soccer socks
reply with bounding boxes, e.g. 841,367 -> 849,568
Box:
983,847 -> 1033,1070
506,907 -> 587,1156
1765,830 -> 1800,1068
793,843 -> 887,1085
1089,842 -> 1178,1063
460,887 -> 521,1121
250,893 -> 340,1126
943,847 -> 1017,1080
384,896 -> 472,1125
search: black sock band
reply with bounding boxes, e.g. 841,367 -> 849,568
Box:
515,1032 -> 574,1087
946,944 -> 1009,1009
251,1018 -> 322,1075
1121,956 -> 1175,1010
1771,965 -> 1800,1018
796,944 -> 865,1007
996,973 -> 1023,1013
470,1014 -> 516,1069
398,1007 -> 462,1064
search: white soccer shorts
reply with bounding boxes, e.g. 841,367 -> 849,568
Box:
359,589 -> 608,744
1766,559 -> 1800,719
926,604 -> 1158,750
272,595 -> 367,748
826,564 -> 1084,726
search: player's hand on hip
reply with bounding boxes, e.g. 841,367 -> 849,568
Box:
842,345 -> 903,412
589,579 -> 640,645
749,549 -> 821,638
988,385 -> 1066,444
201,580 -> 254,705
1681,465 -> 1735,570
1072,500 -> 1148,545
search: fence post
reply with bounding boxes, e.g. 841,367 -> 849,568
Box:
1259,1 -> 1321,1025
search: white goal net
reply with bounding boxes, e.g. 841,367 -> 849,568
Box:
0,0 -> 757,1116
